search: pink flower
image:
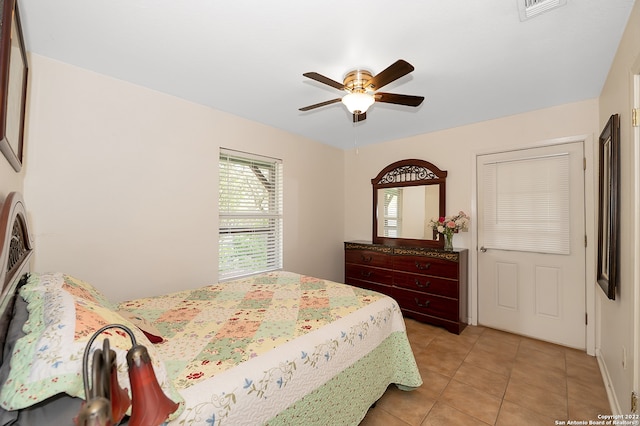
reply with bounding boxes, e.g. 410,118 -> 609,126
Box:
187,372 -> 204,380
430,211 -> 470,234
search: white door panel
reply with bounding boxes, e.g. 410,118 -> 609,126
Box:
496,262 -> 518,310
477,142 -> 586,349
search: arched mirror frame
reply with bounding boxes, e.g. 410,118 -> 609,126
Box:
372,159 -> 447,248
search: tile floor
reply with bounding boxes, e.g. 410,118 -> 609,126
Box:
360,318 -> 611,426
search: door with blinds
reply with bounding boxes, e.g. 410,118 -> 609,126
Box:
477,142 -> 586,348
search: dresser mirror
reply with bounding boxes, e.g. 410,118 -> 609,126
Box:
372,159 -> 447,248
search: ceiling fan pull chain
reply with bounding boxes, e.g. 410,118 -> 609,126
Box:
353,121 -> 359,155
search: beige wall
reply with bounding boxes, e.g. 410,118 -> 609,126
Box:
0,156 -> 23,203
597,0 -> 640,414
23,55 -> 345,301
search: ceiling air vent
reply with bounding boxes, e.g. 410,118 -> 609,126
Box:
518,0 -> 567,21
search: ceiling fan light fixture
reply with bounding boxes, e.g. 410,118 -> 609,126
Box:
342,92 -> 375,114
300,60 -> 421,122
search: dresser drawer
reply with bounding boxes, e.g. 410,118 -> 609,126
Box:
393,288 -> 459,322
393,255 -> 458,278
345,264 -> 393,285
346,278 -> 392,296
394,272 -> 459,299
345,249 -> 392,269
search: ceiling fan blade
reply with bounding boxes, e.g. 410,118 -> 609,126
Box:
375,92 -> 424,107
365,60 -> 415,91
302,72 -> 345,90
352,112 -> 367,123
299,98 -> 342,111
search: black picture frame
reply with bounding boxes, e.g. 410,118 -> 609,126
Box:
0,0 -> 28,172
597,114 -> 620,300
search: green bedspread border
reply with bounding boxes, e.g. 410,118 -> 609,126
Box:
266,330 -> 423,426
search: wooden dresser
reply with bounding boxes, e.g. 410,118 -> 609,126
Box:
344,241 -> 468,334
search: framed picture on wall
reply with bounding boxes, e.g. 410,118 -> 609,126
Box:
0,0 -> 28,172
597,113 -> 620,300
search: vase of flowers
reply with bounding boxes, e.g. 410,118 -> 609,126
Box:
429,211 -> 470,251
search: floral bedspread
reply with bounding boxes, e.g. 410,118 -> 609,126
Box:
118,271 -> 421,425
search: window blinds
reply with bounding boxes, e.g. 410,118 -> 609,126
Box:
383,188 -> 401,237
482,153 -> 570,255
219,149 -> 283,280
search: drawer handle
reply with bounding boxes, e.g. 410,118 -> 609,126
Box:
415,279 -> 431,288
415,261 -> 431,270
361,255 -> 373,263
414,298 -> 431,308
360,270 -> 372,278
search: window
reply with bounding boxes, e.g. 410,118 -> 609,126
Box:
382,188 -> 401,237
219,149 -> 283,280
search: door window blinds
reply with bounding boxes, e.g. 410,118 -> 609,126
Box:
482,153 -> 570,255
219,149 -> 283,280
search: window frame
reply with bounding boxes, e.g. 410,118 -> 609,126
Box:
218,148 -> 283,281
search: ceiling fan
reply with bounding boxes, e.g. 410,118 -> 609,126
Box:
299,59 -> 424,123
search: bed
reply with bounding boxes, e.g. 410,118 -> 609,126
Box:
0,192 -> 422,425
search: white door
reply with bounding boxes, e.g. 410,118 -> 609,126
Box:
477,142 -> 586,349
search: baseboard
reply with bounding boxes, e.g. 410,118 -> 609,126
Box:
596,348 -> 623,414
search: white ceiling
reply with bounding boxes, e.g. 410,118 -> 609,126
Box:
18,0 -> 636,150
